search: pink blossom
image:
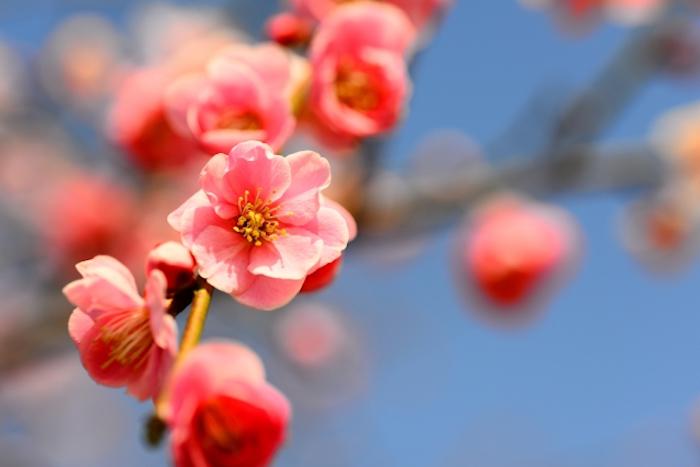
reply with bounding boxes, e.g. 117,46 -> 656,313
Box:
309,3 -> 415,140
275,303 -> 345,368
107,68 -> 202,172
39,174 -> 136,272
164,43 -> 298,154
146,241 -> 197,296
63,256 -> 178,400
462,195 -> 577,310
168,141 -> 356,310
619,187 -> 700,272
290,0 -> 450,30
161,341 -> 290,467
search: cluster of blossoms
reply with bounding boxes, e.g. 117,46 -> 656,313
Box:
44,0 -> 700,464
56,3 -> 454,464
63,141 -> 354,465
106,0 -> 450,174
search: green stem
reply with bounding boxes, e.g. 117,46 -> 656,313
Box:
176,278 -> 214,364
148,278 -> 213,447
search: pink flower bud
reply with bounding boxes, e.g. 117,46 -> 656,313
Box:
145,241 -> 196,296
63,256 -> 178,400
161,341 -> 290,467
460,195 -> 577,316
164,43 -> 299,155
265,12 -> 313,47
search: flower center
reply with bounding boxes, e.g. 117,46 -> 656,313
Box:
196,399 -> 242,453
233,190 -> 285,246
99,308 -> 152,369
215,111 -> 263,131
334,64 -> 380,112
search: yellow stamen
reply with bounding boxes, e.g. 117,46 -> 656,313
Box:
334,63 -> 379,112
215,111 -> 262,131
233,189 -> 286,246
99,308 -> 153,370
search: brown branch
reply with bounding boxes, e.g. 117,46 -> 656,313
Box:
356,144 -> 666,238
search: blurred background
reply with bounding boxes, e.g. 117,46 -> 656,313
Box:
3,0 -> 700,466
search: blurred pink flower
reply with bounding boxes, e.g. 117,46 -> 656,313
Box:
39,174 -> 136,271
462,195 -> 577,310
38,14 -> 124,111
164,43 -> 298,154
290,0 -> 450,30
275,302 -> 345,368
168,141 -> 355,310
146,241 -> 197,296
619,188 -> 700,272
107,67 -> 203,172
63,256 -> 177,401
309,3 -> 415,140
162,341 -> 290,467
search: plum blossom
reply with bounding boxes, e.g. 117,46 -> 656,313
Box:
161,341 -> 290,467
39,174 -> 135,272
165,43 -> 303,154
652,100 -> 700,191
63,256 -> 178,400
309,3 -> 416,141
461,195 -> 577,310
107,68 -> 202,171
107,31 -> 238,172
168,141 -> 356,310
619,187 -> 700,271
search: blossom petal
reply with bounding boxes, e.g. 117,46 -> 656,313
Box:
310,2 -> 417,57
212,43 -> 292,95
63,256 -> 142,316
258,97 -> 296,152
235,274 -> 305,311
164,341 -> 266,422
145,270 -> 177,351
248,231 -> 323,280
168,190 -> 229,248
224,141 -> 292,203
68,308 -> 94,346
324,197 -> 357,240
276,150 -> 330,226
164,73 -> 208,136
76,318 -> 137,388
191,225 -> 254,294
303,204 -> 351,271
199,128 -> 268,155
200,153 -> 241,219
